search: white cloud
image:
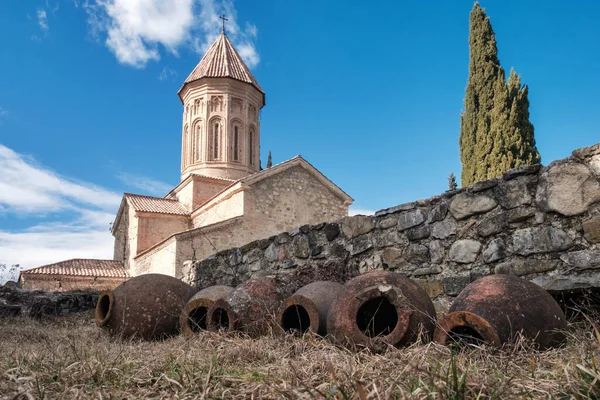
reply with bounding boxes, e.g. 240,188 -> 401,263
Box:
37,9 -> 49,33
0,145 -> 120,271
83,0 -> 260,69
116,172 -> 173,196
0,145 -> 121,213
348,207 -> 376,216
0,218 -> 114,273
158,66 -> 177,81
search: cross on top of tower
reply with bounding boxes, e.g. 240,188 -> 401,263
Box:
219,14 -> 228,34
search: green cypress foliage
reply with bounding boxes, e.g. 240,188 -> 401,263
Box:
459,3 -> 540,187
266,151 -> 273,168
448,173 -> 458,191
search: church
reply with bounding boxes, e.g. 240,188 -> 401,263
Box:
20,29 -> 353,291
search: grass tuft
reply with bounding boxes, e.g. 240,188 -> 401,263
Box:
1,312 -> 600,398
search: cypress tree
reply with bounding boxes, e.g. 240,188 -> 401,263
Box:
448,173 -> 458,191
459,3 -> 540,187
460,2 -> 502,187
267,151 -> 273,168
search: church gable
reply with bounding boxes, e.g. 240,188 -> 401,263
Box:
241,160 -> 352,240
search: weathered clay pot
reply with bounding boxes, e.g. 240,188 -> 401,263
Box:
179,285 -> 234,336
434,274 -> 567,349
277,281 -> 344,336
95,274 -> 197,340
207,276 -> 288,336
327,271 -> 436,350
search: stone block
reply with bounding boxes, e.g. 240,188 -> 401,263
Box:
406,225 -> 431,241
375,201 -> 417,217
532,273 -> 600,292
494,177 -> 533,209
443,276 -> 471,296
428,201 -> 449,222
274,232 -> 290,244
482,238 -> 506,263
494,259 -> 559,276
292,235 -> 310,259
583,217 -> 600,243
470,179 -> 498,192
381,248 -> 403,269
449,239 -> 482,263
429,240 -> 445,264
373,228 -> 402,247
340,215 -> 374,239
412,266 -> 442,277
377,216 -> 398,230
350,234 -> 373,256
511,226 -> 573,255
449,193 -> 497,220
228,248 -> 242,265
477,213 -> 507,237
560,250 -> 600,270
432,220 -> 457,239
536,162 -> 600,216
264,243 -> 278,262
323,223 -> 340,241
507,207 -> 536,223
405,244 -> 430,263
415,279 -> 445,298
397,209 -> 426,231
502,164 -> 541,180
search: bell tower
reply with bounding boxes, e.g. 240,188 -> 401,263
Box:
177,29 -> 265,181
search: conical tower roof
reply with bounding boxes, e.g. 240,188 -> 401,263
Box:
180,32 -> 263,96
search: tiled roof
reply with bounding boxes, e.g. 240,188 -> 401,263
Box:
125,193 -> 189,216
183,33 -> 264,93
190,173 -> 235,182
21,259 -> 129,278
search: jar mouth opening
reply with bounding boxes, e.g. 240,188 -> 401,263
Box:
95,291 -> 114,327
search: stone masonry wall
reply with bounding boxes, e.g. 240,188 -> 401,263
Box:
0,283 -> 98,318
190,143 -> 600,310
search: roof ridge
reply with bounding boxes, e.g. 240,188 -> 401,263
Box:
181,33 -> 264,94
22,259 -> 128,278
124,193 -> 179,202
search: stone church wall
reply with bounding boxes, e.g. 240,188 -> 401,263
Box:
136,214 -> 189,254
20,275 -> 124,292
137,165 -> 349,281
243,165 -> 348,240
192,189 -> 244,228
190,143 -> 600,309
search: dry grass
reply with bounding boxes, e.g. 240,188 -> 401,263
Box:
1,312 -> 600,399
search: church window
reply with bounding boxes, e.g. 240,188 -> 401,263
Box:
249,130 -> 254,166
233,126 -> 239,161
183,125 -> 189,167
195,125 -> 202,162
213,123 -> 220,160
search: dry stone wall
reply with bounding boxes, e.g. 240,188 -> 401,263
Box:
190,143 -> 600,309
0,282 -> 98,318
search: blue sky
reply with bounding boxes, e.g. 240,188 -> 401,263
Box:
0,0 -> 599,273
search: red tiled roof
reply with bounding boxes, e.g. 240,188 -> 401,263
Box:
21,259 -> 129,278
125,193 -> 189,216
183,32 -> 264,93
190,173 -> 235,182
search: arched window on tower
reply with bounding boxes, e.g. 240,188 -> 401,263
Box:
195,124 -> 202,162
183,125 -> 189,168
248,128 -> 254,166
233,125 -> 239,161
209,120 -> 221,161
